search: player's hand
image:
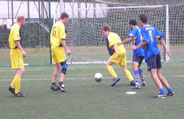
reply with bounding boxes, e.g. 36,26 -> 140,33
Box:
115,53 -> 118,60
117,42 -> 122,45
22,51 -> 26,58
166,49 -> 171,57
132,45 -> 137,51
66,49 -> 71,56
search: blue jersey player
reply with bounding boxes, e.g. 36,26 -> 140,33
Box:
132,14 -> 175,99
118,19 -> 146,89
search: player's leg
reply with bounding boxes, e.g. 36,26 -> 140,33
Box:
9,49 -> 24,97
106,59 -> 120,86
147,55 -> 166,99
120,53 -> 135,86
14,67 -> 25,97
138,56 -> 146,87
58,61 -> 68,92
157,69 -> 174,96
50,63 -> 61,91
132,56 -> 140,89
156,54 -> 174,96
121,66 -> 135,86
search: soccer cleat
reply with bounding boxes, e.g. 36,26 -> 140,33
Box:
50,83 -> 58,91
166,92 -> 175,96
133,83 -> 141,89
58,84 -> 66,92
130,80 -> 135,86
8,87 -> 15,94
154,94 -> 166,99
15,92 -> 25,97
142,81 -> 146,87
111,77 -> 120,86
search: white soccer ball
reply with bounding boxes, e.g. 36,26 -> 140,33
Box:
94,73 -> 102,82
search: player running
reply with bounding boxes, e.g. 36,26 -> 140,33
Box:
102,24 -> 135,86
132,14 -> 175,98
50,12 -> 71,92
118,19 -> 146,89
8,16 -> 26,97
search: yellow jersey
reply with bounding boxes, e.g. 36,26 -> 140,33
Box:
107,32 -> 126,55
50,21 -> 66,47
8,23 -> 21,49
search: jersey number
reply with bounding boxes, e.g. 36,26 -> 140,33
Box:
52,27 -> 56,36
149,30 -> 154,42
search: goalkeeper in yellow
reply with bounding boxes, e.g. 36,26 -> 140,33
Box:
8,16 -> 26,97
50,12 -> 71,92
102,25 -> 135,86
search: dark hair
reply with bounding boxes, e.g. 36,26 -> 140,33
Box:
102,24 -> 111,31
60,12 -> 69,19
140,14 -> 148,23
129,19 -> 137,25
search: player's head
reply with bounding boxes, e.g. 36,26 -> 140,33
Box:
17,16 -> 25,27
60,12 -> 69,24
129,19 -> 137,29
102,24 -> 111,37
140,14 -> 148,26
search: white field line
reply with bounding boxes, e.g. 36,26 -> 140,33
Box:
0,75 -> 184,82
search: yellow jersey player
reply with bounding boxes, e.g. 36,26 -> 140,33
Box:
50,12 -> 71,92
8,16 -> 26,97
102,25 -> 135,86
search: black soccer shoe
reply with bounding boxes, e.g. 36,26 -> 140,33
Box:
111,77 -> 120,86
58,84 -> 66,92
166,92 -> 175,96
142,81 -> 146,87
130,80 -> 136,86
15,92 -> 25,97
154,94 -> 166,99
50,83 -> 58,91
8,87 -> 15,94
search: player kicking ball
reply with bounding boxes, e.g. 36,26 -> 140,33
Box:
102,25 -> 135,86
118,19 -> 146,89
50,12 -> 71,92
132,14 -> 175,99
8,16 -> 26,97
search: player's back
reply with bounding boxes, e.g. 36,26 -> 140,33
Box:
129,27 -> 144,57
141,25 -> 163,60
9,23 -> 20,49
107,32 -> 126,55
50,21 -> 66,47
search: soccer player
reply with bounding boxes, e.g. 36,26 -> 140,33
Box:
118,19 -> 146,89
50,12 -> 71,92
132,14 -> 175,98
102,24 -> 135,86
8,16 -> 26,97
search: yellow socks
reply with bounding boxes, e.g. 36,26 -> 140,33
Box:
107,65 -> 118,79
10,74 -> 21,94
124,69 -> 134,82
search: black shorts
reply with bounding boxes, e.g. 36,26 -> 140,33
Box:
132,55 -> 144,65
147,53 -> 162,71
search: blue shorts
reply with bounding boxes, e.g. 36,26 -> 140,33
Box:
147,53 -> 162,71
132,55 -> 144,65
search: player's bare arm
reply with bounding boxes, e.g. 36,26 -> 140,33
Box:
132,41 -> 147,50
61,39 -> 71,55
15,40 -> 26,57
160,38 -> 171,57
113,44 -> 118,60
118,37 -> 133,45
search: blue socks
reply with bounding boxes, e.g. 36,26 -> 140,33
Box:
139,69 -> 145,83
167,87 -> 174,93
134,70 -> 139,84
160,88 -> 165,94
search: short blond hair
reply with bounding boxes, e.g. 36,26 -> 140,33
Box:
17,16 -> 25,22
